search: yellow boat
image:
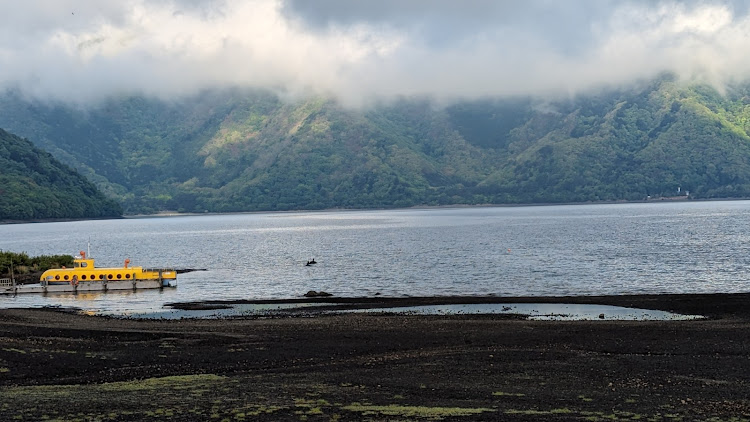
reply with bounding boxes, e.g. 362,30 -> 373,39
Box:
39,251 -> 176,285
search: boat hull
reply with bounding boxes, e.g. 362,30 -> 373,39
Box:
1,279 -> 175,295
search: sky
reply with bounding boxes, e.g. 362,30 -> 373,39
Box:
1,0 -> 749,105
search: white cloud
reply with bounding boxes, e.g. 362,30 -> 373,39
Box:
1,0 -> 749,105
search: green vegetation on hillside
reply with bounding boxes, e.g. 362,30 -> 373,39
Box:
482,76 -> 750,202
2,75 -> 750,214
0,128 -> 122,220
0,251 -> 73,277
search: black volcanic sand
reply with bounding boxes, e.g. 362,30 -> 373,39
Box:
2,293 -> 750,421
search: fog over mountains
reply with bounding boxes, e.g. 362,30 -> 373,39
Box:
2,75 -> 750,215
2,1 -> 750,105
3,1 -> 750,219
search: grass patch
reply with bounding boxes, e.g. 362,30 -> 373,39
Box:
240,405 -> 286,416
343,404 -> 495,420
0,374 -> 228,414
294,398 -> 331,417
507,408 -> 573,416
492,391 -> 526,397
506,409 -> 693,421
95,374 -> 227,392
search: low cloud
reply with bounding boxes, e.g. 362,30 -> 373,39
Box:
1,0 -> 749,105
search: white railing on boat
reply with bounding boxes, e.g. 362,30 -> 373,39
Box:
0,278 -> 12,287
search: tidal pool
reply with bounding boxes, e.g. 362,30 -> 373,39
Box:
103,302 -> 704,321
97,302 -> 317,319
347,303 -> 705,321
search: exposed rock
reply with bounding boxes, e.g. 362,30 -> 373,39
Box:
304,290 -> 332,298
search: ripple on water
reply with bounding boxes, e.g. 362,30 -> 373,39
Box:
2,202 -> 750,314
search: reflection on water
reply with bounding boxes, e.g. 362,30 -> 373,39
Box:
2,201 -> 750,315
3,288 -> 181,315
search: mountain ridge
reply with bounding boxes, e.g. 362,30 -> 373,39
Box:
1,75 -> 750,215
0,128 -> 122,221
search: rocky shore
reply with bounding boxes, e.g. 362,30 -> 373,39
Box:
1,293 -> 750,421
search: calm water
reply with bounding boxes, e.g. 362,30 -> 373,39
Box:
2,201 -> 750,315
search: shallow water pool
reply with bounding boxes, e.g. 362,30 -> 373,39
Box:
102,302 -> 704,321
348,303 -> 704,321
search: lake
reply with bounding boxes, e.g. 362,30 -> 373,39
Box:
1,201 -> 749,315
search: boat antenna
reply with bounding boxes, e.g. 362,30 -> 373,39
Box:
87,238 -> 91,259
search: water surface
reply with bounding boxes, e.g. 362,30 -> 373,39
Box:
2,201 -> 749,314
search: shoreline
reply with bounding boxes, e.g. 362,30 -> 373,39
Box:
4,196 -> 750,225
2,292 -> 750,420
165,291 -> 750,320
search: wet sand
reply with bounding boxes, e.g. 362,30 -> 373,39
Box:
1,293 -> 750,421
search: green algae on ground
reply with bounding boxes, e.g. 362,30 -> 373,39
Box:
492,391 -> 526,397
0,372 -> 302,421
342,403 -> 495,419
96,374 -> 228,392
0,374 -> 230,418
294,398 -> 331,416
503,408 -> 739,422
506,408 -> 573,416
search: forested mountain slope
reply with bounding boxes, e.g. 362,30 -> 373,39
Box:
1,75 -> 750,214
0,128 -> 122,220
477,79 -> 750,202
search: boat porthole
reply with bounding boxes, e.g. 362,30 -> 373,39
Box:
91,274 -> 95,280
81,275 -> 87,280
108,274 -> 113,279
125,274 -> 130,279
55,275 -> 60,280
99,274 -> 104,280
116,274 -> 122,279
64,275 -> 69,280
